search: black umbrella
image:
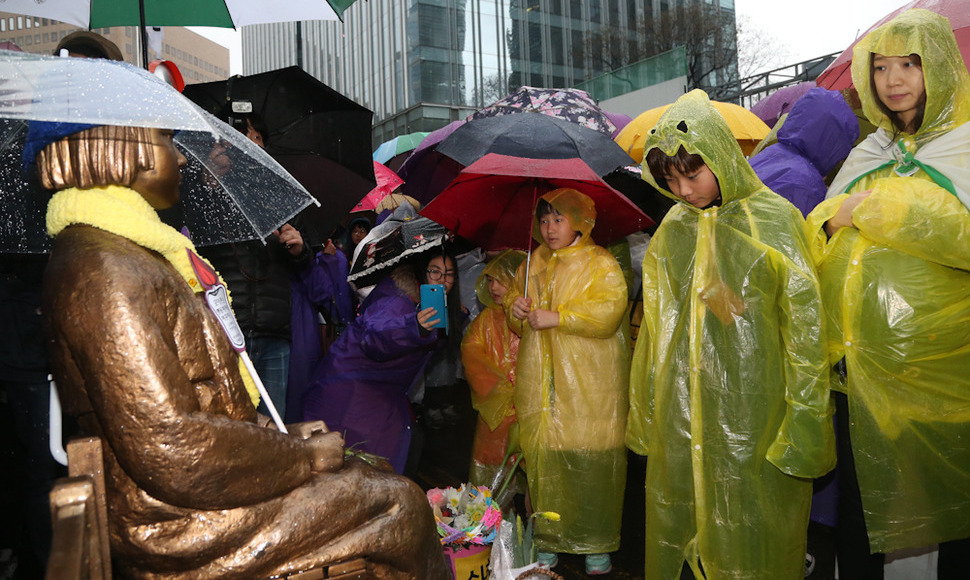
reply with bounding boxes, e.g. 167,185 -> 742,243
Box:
602,167 -> 675,235
183,67 -> 376,248
435,112 -> 636,177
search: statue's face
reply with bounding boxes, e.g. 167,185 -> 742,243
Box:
131,128 -> 187,210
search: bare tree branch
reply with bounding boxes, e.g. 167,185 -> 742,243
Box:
736,14 -> 792,78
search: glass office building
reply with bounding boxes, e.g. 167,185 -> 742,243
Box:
242,0 -> 734,143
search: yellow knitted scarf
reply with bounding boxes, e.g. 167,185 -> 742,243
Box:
46,185 -> 260,406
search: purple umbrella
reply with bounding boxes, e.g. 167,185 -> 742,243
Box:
396,120 -> 466,205
604,111 -> 633,138
750,81 -> 815,128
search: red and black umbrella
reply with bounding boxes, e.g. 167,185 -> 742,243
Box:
420,153 -> 653,251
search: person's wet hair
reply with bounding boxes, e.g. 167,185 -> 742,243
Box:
645,146 -> 707,188
535,198 -> 560,219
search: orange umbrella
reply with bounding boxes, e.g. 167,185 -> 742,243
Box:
616,100 -> 770,162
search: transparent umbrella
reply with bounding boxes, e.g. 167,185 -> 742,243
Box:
0,50 -> 318,253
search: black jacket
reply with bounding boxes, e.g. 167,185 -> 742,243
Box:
199,237 -> 311,341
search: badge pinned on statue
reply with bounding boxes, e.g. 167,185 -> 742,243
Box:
187,249 -> 246,352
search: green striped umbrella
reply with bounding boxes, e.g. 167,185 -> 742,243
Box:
1,0 -> 359,66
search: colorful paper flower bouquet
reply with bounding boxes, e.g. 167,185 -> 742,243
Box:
427,484 -> 503,579
427,484 -> 503,545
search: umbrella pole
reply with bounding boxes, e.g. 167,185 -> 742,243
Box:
241,352 -> 288,433
139,0 -> 150,69
523,182 -> 538,302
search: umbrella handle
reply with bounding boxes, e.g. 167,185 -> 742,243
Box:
241,352 -> 288,434
523,253 -> 530,302
523,182 -> 538,302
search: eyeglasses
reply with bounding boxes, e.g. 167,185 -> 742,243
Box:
426,268 -> 456,281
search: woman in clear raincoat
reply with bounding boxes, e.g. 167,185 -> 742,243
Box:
461,249 -> 527,487
628,89 -> 835,579
504,188 -> 630,568
806,9 -> 970,575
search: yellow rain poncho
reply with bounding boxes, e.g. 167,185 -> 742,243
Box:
504,188 -> 630,554
461,249 -> 527,487
807,9 -> 970,552
628,90 -> 835,579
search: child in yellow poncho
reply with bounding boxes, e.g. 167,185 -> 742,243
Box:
461,249 -> 527,488
507,188 -> 629,575
807,9 -> 970,577
630,89 -> 835,579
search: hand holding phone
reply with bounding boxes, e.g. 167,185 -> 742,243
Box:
420,284 -> 448,331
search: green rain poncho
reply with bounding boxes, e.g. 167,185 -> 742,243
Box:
504,188 -> 630,554
628,90 -> 835,579
807,9 -> 970,552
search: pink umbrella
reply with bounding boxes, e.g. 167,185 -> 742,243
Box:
351,161 -> 404,212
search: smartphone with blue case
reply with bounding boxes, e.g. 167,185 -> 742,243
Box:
420,284 -> 448,331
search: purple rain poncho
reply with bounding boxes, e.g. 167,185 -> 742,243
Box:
286,250 -> 355,423
302,266 -> 441,472
749,87 -> 859,217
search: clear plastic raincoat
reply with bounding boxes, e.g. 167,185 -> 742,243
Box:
504,188 -> 630,554
461,249 -> 527,487
628,90 -> 835,579
808,9 -> 970,552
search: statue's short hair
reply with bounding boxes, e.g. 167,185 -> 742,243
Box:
36,126 -> 156,191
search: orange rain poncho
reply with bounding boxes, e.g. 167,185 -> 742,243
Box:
808,9 -> 970,552
629,90 -> 835,579
461,249 -> 527,487
504,188 -> 630,554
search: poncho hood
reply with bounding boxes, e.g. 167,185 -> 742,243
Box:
531,187 -> 597,246
475,249 -> 527,308
639,90 -> 766,208
852,8 -> 970,139
776,87 -> 859,176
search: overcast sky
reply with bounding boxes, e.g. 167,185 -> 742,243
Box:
193,0 -> 912,77
735,0 -> 908,65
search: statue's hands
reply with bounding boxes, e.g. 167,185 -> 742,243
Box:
288,420 -> 329,439
307,431 -> 345,473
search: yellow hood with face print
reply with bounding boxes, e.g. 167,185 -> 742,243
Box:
639,90 -> 767,208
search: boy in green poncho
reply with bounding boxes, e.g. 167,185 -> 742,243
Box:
628,90 -> 835,579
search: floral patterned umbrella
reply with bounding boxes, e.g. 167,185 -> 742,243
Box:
469,86 -> 618,136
